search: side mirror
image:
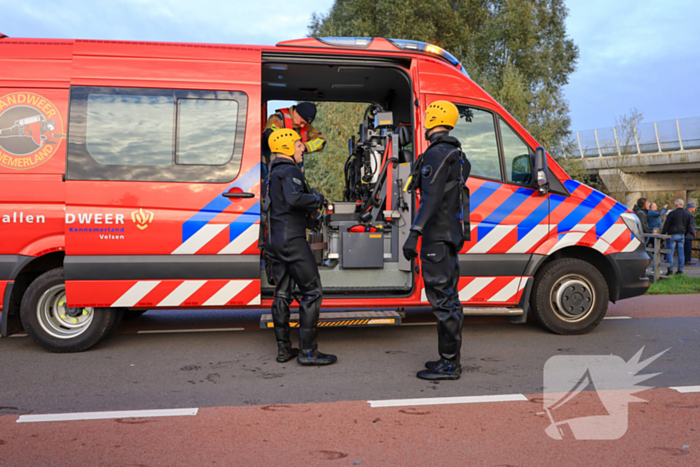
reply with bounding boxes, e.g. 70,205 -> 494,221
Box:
534,146 -> 549,195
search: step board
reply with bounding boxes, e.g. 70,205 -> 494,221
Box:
260,310 -> 401,329
464,307 -> 524,316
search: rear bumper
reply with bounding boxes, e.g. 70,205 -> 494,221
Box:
608,243 -> 650,301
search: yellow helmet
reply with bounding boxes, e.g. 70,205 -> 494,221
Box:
269,128 -> 301,156
425,100 -> 459,130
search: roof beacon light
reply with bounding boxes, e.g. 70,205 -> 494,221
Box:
388,39 -> 470,78
424,44 -> 442,55
317,37 -> 373,48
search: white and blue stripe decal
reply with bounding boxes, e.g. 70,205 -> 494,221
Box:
182,163 -> 261,243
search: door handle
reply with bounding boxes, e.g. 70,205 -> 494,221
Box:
223,192 -> 255,199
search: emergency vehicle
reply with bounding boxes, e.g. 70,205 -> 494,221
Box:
0,35 -> 649,352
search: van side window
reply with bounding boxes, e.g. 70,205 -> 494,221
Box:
67,87 -> 247,182
451,105 -> 502,181
499,119 -> 533,185
177,99 -> 238,166
86,94 -> 174,166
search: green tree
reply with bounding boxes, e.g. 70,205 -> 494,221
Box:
303,102 -> 368,201
309,0 -> 579,156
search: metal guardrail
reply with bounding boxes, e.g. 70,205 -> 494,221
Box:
644,230 -> 700,283
644,233 -> 672,283
565,116 -> 700,158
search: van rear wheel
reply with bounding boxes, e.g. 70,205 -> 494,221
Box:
20,268 -> 118,353
530,258 -> 608,335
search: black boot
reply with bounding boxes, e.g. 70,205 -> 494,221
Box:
425,360 -> 441,370
297,348 -> 337,366
417,359 -> 461,380
297,277 -> 336,366
271,278 -> 297,363
277,344 -> 299,363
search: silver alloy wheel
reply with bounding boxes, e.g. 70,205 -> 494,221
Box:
549,273 -> 596,323
36,284 -> 94,339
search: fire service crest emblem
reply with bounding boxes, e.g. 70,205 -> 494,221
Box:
0,92 -> 65,170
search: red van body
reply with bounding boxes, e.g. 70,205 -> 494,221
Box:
0,36 -> 649,352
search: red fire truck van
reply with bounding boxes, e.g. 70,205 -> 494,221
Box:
0,35 -> 649,352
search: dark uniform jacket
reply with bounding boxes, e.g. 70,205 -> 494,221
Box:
633,205 -> 650,233
411,131 -> 471,249
267,157 -> 322,247
662,207 -> 695,238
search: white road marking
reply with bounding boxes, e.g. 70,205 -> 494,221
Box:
603,316 -> 632,320
670,385 -> 700,393
16,408 -> 198,423
9,334 -> 28,338
136,328 -> 245,334
369,394 -> 528,408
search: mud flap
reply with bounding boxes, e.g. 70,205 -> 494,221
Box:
508,277 -> 533,324
1,281 -> 24,337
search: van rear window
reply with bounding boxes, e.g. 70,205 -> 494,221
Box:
67,87 -> 247,183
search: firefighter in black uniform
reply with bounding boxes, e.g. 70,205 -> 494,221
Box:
403,101 -> 470,380
265,128 -> 337,366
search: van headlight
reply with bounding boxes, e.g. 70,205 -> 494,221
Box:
620,212 -> 643,241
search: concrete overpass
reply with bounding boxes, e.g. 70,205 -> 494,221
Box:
566,116 -> 700,206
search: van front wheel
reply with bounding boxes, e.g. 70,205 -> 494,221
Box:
530,258 -> 608,335
20,268 -> 118,353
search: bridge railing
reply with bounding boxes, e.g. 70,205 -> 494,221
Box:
565,116 -> 700,158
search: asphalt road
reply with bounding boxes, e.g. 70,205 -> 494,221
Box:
1,297 -> 699,466
1,305 -> 698,416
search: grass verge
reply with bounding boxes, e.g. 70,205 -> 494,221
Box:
647,273 -> 700,295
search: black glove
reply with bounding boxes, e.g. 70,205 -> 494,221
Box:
315,193 -> 325,210
306,212 -> 322,232
402,230 -> 420,261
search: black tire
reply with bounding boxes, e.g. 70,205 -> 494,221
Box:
530,258 -> 609,335
121,310 -> 147,321
20,268 -> 118,353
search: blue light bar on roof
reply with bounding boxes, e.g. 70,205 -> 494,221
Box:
388,39 -> 470,78
317,37 -> 373,47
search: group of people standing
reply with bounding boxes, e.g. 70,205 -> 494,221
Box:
634,197 -> 697,275
261,101 -> 469,380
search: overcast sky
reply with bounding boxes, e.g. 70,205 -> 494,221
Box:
1,0 -> 698,132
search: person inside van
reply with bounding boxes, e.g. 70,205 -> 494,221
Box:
261,102 -> 326,177
264,128 -> 336,366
